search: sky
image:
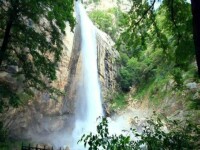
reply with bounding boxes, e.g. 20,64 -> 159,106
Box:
154,1 -> 162,10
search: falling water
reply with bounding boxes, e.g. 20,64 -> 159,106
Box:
71,2 -> 104,149
77,2 -> 103,124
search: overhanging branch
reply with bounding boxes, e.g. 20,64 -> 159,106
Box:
135,0 -> 156,26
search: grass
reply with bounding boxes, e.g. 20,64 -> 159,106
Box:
111,93 -> 127,110
134,79 -> 155,100
132,73 -> 173,107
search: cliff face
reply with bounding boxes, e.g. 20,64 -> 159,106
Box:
96,28 -> 119,99
0,11 -> 119,141
0,23 -> 75,139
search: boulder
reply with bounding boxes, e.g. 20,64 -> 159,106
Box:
186,82 -> 198,90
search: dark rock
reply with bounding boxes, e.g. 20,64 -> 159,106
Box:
7,65 -> 18,74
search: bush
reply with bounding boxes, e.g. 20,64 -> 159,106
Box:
0,122 -> 8,143
79,116 -> 200,150
172,67 -> 183,87
89,10 -> 113,34
117,55 -> 156,92
89,8 -> 125,41
117,68 -> 133,92
111,93 -> 127,110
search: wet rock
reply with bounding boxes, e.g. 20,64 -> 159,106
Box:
96,28 -> 119,99
7,65 -> 18,73
65,146 -> 70,150
186,82 -> 197,90
0,71 -> 18,90
193,92 -> 200,100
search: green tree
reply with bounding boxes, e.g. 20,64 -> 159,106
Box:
89,10 -> 113,35
118,0 -> 194,65
116,0 -> 195,91
0,0 -> 75,110
89,7 -> 125,41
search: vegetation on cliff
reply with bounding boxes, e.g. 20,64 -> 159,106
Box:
89,0 -> 200,109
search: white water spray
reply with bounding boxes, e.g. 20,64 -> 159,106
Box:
78,3 -> 103,124
71,2 -> 104,149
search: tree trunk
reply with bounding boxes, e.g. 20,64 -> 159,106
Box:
0,15 -> 14,67
0,0 -> 19,67
191,0 -> 200,76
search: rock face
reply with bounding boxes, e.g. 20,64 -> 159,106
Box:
96,28 -> 119,99
0,10 -> 119,145
0,23 -> 75,140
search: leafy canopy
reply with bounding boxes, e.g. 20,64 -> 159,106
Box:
116,0 -> 194,91
89,7 -> 125,41
0,0 -> 75,111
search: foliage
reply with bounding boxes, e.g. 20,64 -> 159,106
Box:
189,99 -> 200,110
171,67 -> 183,87
157,0 -> 194,68
79,116 -> 200,150
0,140 -> 29,150
89,10 -> 112,33
117,68 -> 132,92
0,85 -> 21,112
0,0 -> 75,111
117,48 -> 164,92
88,0 -> 100,4
111,93 -> 126,110
0,122 -> 8,143
116,0 -> 195,92
89,7 -> 125,41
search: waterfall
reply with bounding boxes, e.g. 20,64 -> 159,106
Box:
77,2 -> 103,124
71,2 -> 104,149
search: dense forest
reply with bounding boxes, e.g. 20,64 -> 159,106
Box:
0,0 -> 200,149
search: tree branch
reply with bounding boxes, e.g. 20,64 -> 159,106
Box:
135,0 -> 156,26
0,0 -> 20,67
170,0 -> 181,44
150,11 -> 167,54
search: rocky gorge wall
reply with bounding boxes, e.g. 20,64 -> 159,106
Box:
0,22 -> 75,140
0,11 -> 119,142
96,28 -> 119,99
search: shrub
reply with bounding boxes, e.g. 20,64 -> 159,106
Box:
89,10 -> 113,34
79,116 -> 200,150
0,122 -> 8,143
